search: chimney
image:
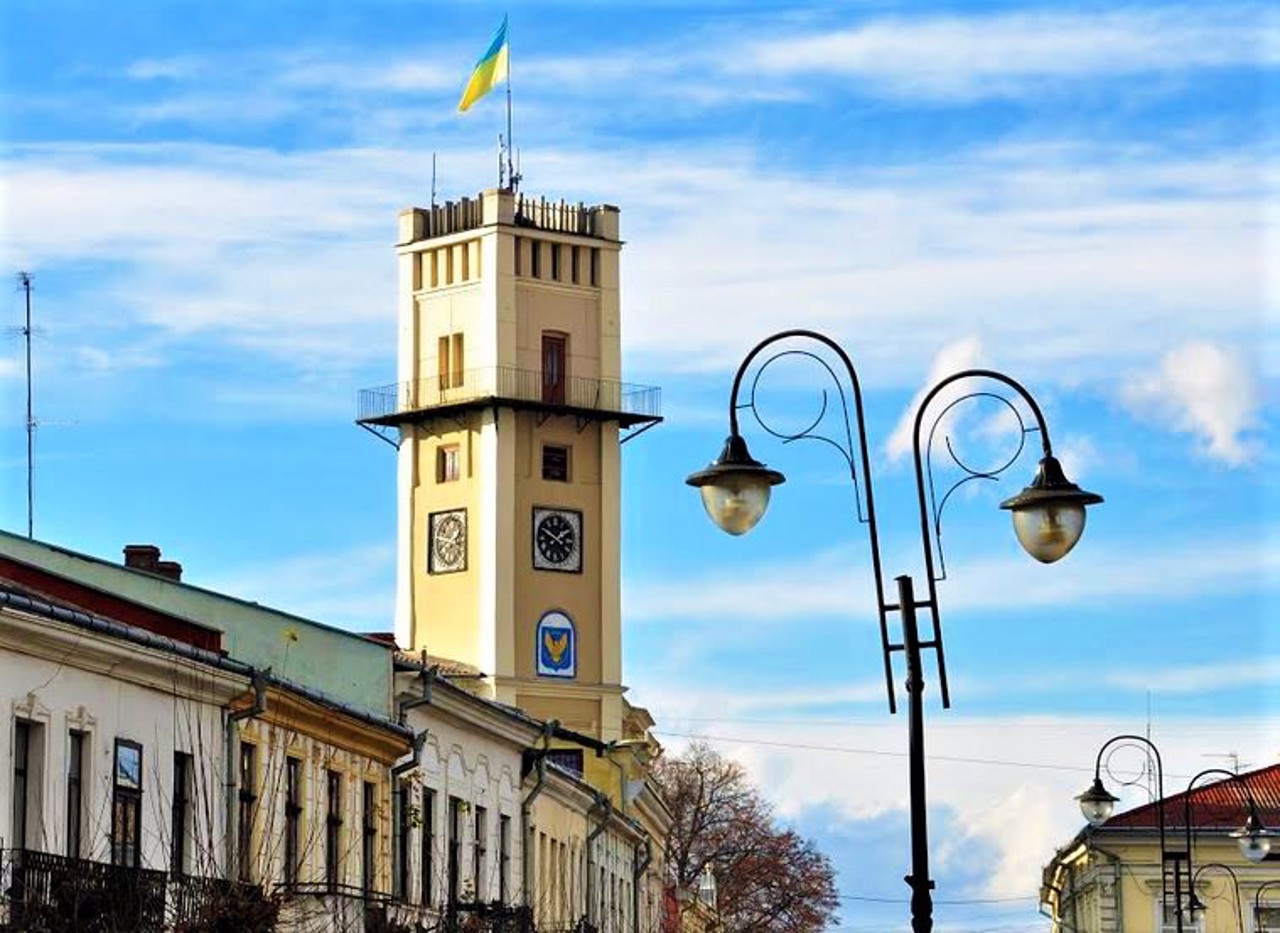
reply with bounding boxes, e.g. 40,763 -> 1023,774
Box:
123,545 -> 183,582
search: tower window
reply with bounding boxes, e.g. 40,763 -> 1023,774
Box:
514,236 -> 523,276
542,333 -> 567,405
571,246 -> 581,284
438,333 -> 465,391
437,445 -> 461,483
531,240 -> 542,279
590,248 -> 599,287
551,244 -> 561,281
542,445 -> 570,482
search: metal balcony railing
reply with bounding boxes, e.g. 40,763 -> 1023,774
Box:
2,848 -> 167,931
357,366 -> 661,426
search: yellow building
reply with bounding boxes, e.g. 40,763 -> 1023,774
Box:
1042,765 -> 1280,933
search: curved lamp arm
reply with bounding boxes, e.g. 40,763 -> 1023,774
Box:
1191,863 -> 1243,933
1088,735 -> 1168,853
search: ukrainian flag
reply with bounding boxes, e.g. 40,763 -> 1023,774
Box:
457,17 -> 510,113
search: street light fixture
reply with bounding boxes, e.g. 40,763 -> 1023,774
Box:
1188,863 -> 1244,933
687,329 -> 1103,933
1255,881 -> 1280,933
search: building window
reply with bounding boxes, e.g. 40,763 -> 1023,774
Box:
571,246 -> 581,285
237,742 -> 257,882
1158,900 -> 1202,933
395,781 -> 411,900
437,444 -> 461,483
551,244 -> 561,281
325,770 -> 342,891
514,236 -> 523,276
171,751 -> 192,875
447,797 -> 462,905
67,730 -> 86,859
542,333 -> 567,405
421,788 -> 436,906
542,445 -> 570,482
590,248 -> 599,287
285,757 -> 302,885
13,721 -> 32,850
112,739 -> 143,867
498,814 -> 510,904
531,240 -> 542,279
473,805 -> 487,900
1257,904 -> 1280,933
362,781 -> 377,894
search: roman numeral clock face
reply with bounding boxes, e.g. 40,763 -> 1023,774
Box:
429,509 -> 467,574
533,507 -> 582,573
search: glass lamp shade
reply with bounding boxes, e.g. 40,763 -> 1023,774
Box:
1001,455 -> 1103,564
1187,893 -> 1207,918
1076,777 -> 1119,827
1233,813 -> 1272,862
686,435 -> 785,537
1011,502 -> 1086,563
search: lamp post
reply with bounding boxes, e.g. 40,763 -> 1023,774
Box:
1077,736 -> 1183,932
686,330 -> 1103,933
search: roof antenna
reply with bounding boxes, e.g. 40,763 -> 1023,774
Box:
431,152 -> 438,209
18,272 -> 34,538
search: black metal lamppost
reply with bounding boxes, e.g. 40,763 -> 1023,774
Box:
1189,863 -> 1244,933
686,329 -> 1104,933
1077,741 -> 1271,933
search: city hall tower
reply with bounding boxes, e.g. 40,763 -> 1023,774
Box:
358,189 -> 660,742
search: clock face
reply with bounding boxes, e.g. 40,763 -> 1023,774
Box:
429,509 -> 467,574
533,507 -> 582,572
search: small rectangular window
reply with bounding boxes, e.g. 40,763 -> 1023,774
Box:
531,240 -> 542,279
551,244 -> 561,281
285,757 -> 302,885
326,770 -> 343,891
421,788 -> 436,906
590,248 -> 599,286
112,739 -> 143,867
437,444 -> 461,483
514,236 -> 523,276
571,247 -> 581,284
438,336 -> 450,392
362,781 -> 377,894
172,751 -> 192,875
542,445 -> 570,482
67,730 -> 86,858
237,742 -> 257,882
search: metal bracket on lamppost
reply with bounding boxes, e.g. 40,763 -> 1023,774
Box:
687,329 -> 1103,933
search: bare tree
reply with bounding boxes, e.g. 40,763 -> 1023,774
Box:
653,743 -> 838,933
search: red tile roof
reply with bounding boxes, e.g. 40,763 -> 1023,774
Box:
1103,763 -> 1280,830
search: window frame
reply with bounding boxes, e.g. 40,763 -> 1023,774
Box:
111,738 -> 143,868
67,730 -> 86,859
474,804 -> 487,900
237,742 -> 257,882
362,781 -> 377,895
171,751 -> 193,875
284,756 -> 303,885
541,444 -> 570,482
421,787 -> 436,906
498,813 -> 510,904
325,770 -> 343,891
13,720 -> 31,851
447,796 -> 463,906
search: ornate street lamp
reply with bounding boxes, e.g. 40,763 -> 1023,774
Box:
1255,881 -> 1280,933
687,330 -> 1103,933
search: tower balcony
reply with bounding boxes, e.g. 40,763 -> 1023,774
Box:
357,366 -> 662,429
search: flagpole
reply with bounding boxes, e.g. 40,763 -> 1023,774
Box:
505,15 -> 516,192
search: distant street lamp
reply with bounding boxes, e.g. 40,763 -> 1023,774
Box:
1077,743 -> 1272,933
687,329 -> 1103,933
1255,881 -> 1280,933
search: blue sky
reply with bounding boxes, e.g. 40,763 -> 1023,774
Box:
2,1 -> 1277,929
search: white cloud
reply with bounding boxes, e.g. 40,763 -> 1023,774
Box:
886,336 -> 985,461
746,7 -> 1278,101
626,534 -> 1280,625
1122,341 -> 1263,465
199,542 -> 395,629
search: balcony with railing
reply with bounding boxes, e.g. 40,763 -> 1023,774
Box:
1,848 -> 167,932
357,366 -> 662,429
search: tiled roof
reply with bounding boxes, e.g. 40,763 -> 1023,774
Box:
1103,763 -> 1280,830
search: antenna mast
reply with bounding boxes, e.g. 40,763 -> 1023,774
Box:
431,152 -> 438,208
18,272 -> 34,538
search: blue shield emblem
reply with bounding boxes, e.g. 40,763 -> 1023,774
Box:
537,610 -> 575,678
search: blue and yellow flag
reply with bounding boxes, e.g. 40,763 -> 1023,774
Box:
457,17 -> 510,113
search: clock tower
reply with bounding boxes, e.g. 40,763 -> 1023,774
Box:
358,189 -> 660,742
